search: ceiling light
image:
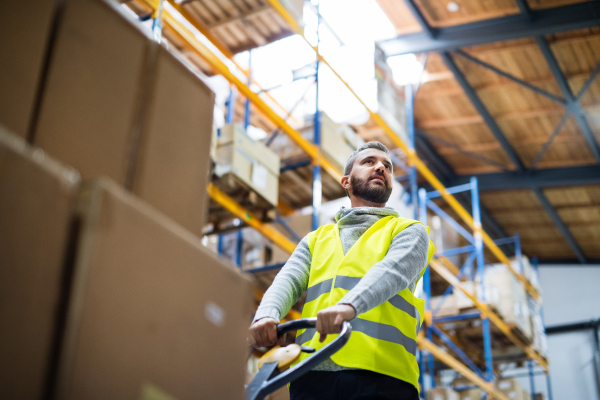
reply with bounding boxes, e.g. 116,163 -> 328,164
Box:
447,2 -> 459,12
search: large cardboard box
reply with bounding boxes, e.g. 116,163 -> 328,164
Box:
130,45 -> 215,236
33,0 -> 152,183
426,387 -> 460,400
55,179 -> 253,399
0,127 -> 80,399
0,0 -> 57,138
33,0 -> 215,235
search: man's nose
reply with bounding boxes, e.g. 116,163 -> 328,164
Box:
374,161 -> 386,172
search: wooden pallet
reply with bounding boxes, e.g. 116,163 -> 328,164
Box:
209,169 -> 276,225
506,323 -> 533,346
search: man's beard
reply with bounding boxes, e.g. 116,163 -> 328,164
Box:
350,173 -> 392,204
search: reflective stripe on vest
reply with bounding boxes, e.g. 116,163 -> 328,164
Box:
298,275 -> 421,348
293,216 -> 435,392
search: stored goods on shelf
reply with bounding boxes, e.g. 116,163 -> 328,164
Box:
497,378 -> 531,400
31,0 -> 215,235
270,213 -> 314,264
426,387 -> 460,400
458,388 -> 483,400
270,112 -> 358,173
215,124 -> 281,207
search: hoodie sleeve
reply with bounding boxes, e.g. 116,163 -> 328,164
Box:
337,223 -> 429,316
252,235 -> 312,324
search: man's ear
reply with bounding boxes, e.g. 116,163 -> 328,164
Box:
341,176 -> 350,191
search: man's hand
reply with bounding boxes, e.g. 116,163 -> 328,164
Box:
248,318 -> 285,348
316,304 -> 356,343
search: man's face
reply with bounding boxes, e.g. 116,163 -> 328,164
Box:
345,149 -> 393,205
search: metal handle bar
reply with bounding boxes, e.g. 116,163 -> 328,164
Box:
260,317 -> 352,396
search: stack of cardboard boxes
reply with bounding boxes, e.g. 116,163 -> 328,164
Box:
430,260 -> 539,342
269,111 -> 361,174
0,0 -> 254,398
214,124 -> 281,207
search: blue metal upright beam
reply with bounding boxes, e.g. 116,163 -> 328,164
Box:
406,84 -> 419,220
533,188 -> 586,263
377,2 -> 600,56
440,52 -> 525,171
536,37 -> 600,163
471,177 -> 494,382
529,360 -> 537,400
312,1 -> 322,232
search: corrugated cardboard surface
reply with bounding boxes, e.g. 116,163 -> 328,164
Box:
0,127 -> 80,399
33,0 -> 152,184
56,179 -> 253,399
132,46 -> 214,235
216,125 -> 280,206
459,388 -> 483,400
0,0 -> 57,138
426,387 -> 460,400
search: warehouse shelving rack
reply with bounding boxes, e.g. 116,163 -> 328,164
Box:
130,0 -> 550,398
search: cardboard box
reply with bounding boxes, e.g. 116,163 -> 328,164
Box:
33,0 -> 215,235
0,127 -> 80,399
215,124 -> 280,206
55,179 -> 253,399
426,387 -> 460,400
130,45 -> 215,236
33,0 -> 153,183
298,112 -> 356,174
270,213 -> 314,264
459,388 -> 483,400
0,0 -> 57,137
497,378 -> 529,400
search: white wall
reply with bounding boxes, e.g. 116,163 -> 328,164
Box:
529,265 -> 600,400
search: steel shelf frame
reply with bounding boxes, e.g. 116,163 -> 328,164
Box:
417,179 -> 552,398
136,0 -> 539,301
132,2 -> 553,398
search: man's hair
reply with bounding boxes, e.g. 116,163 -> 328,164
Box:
344,141 -> 392,176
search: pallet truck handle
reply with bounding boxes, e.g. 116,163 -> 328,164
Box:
246,317 -> 352,400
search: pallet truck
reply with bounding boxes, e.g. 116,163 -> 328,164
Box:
245,317 -> 352,400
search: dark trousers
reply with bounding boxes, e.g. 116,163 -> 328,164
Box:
289,370 -> 419,400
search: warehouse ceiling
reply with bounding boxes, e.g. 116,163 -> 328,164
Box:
123,0 -> 600,264
372,0 -> 600,264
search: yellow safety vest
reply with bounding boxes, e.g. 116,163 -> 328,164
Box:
293,216 -> 434,391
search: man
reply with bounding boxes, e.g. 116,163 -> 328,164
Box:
249,141 -> 434,400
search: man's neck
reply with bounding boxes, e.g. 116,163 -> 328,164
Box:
350,197 -> 386,208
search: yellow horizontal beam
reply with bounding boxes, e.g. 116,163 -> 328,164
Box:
164,0 -> 300,126
264,0 -> 539,300
208,183 -> 297,254
429,259 -> 548,372
151,4 -> 343,184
